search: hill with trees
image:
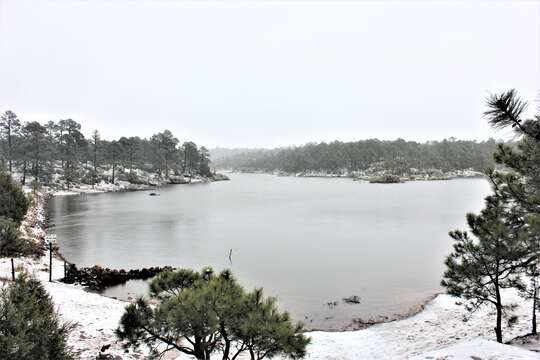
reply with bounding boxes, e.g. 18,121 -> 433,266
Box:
213,138 -> 502,175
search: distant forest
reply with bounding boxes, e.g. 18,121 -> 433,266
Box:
0,111 -> 213,185
213,138 -> 503,173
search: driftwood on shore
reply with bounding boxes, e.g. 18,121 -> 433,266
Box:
62,263 -> 173,290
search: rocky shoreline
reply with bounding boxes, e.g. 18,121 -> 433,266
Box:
62,263 -> 174,290
50,172 -> 230,197
228,168 -> 485,183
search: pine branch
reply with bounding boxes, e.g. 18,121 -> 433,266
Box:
485,89 -> 540,140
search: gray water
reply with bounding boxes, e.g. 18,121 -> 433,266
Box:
48,174 -> 491,329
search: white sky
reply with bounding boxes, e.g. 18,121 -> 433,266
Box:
0,0 -> 539,148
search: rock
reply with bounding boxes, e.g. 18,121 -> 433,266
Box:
168,175 -> 189,184
212,173 -> 230,181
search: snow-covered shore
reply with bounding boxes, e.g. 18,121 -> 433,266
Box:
0,191 -> 538,359
49,175 -> 217,197
2,255 -> 538,359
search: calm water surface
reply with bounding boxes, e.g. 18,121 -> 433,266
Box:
48,174 -> 491,329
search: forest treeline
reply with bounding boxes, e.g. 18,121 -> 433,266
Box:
214,138 -> 502,173
0,112 -> 213,186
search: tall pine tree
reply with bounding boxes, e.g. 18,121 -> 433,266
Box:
442,196 -> 533,343
484,89 -> 540,334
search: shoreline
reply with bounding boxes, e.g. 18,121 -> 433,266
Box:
224,169 -> 486,182
3,253 -> 537,359
49,172 -> 229,197
1,189 -> 537,358
47,185 -> 443,333
307,293 -> 442,333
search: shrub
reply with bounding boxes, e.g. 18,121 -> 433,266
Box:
81,169 -> 100,185
0,218 -> 25,257
0,275 -> 73,360
0,172 -> 29,224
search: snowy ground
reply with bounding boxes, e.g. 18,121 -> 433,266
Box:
411,339 -> 538,360
1,256 -> 145,359
1,255 -> 538,360
1,191 -> 538,359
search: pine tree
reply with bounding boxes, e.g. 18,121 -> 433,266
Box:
0,110 -> 21,173
237,288 -> 310,360
0,275 -> 73,360
0,171 -> 29,224
91,129 -> 100,171
484,89 -> 540,334
441,196 -> 534,343
0,218 -> 25,257
117,267 -> 309,360
20,121 -> 48,183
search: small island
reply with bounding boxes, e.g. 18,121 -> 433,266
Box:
368,174 -> 403,184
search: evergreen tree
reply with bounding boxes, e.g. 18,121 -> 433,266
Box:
199,146 -> 212,177
182,141 -> 198,175
0,275 -> 73,360
236,288 -> 310,360
20,121 -> 48,183
91,129 -> 100,171
108,140 -> 121,184
0,171 -> 29,224
57,119 -> 85,172
117,267 -> 309,360
0,110 -> 21,173
0,218 -> 25,257
119,136 -> 139,174
441,196 -> 534,343
484,89 -> 540,334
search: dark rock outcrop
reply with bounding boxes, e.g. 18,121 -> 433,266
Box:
62,263 -> 173,290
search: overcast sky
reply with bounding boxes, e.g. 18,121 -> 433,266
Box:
1,1 -> 539,148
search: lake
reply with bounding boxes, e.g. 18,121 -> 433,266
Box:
48,173 -> 491,330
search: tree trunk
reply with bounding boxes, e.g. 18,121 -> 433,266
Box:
193,338 -> 207,360
495,305 -> 503,343
7,127 -> 12,173
21,160 -> 26,185
222,341 -> 230,360
93,144 -> 97,171
165,155 -> 169,178
532,286 -> 537,335
495,286 -> 503,343
220,325 -> 231,360
34,159 -> 39,182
